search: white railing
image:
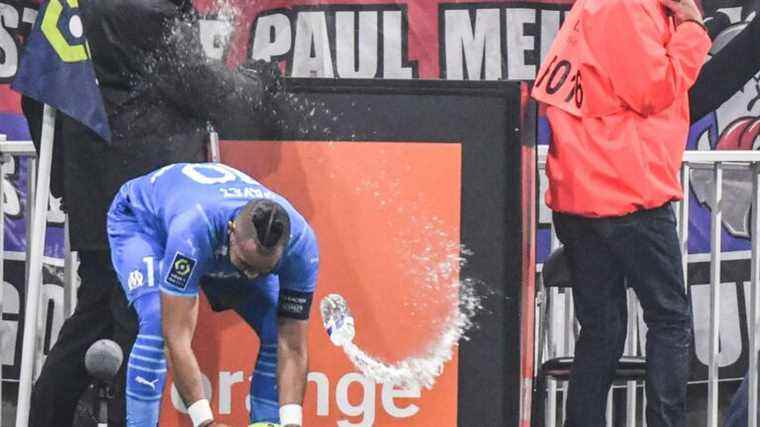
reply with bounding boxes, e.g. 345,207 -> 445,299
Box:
0,138 -> 37,427
537,146 -> 760,427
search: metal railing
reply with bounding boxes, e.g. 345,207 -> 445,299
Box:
537,146 -> 760,427
0,138 -> 37,427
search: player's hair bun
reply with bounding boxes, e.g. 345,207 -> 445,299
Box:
251,200 -> 289,249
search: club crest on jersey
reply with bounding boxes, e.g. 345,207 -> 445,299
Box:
127,270 -> 144,291
166,253 -> 197,289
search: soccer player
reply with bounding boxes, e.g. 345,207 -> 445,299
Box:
107,162 -> 318,427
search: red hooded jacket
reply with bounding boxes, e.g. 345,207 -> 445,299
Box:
532,0 -> 712,217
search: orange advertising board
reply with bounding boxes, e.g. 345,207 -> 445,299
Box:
158,141 -> 462,426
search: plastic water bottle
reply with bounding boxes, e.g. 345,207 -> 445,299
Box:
320,294 -> 355,347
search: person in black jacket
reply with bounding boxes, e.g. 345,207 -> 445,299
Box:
21,0 -> 281,426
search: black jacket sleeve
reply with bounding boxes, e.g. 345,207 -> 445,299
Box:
82,0 -> 279,136
690,17 -> 760,122
149,17 -> 275,131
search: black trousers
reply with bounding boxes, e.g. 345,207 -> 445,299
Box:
28,250 -> 137,427
553,204 -> 692,427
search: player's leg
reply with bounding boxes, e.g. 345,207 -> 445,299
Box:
108,268 -> 139,427
126,292 -> 166,427
232,276 -> 280,424
109,207 -> 167,427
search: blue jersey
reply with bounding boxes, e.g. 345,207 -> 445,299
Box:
115,163 -> 319,305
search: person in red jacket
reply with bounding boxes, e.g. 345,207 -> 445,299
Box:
532,0 -> 711,426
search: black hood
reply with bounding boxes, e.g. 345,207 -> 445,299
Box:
169,0 -> 194,15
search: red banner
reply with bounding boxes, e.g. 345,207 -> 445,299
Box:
193,0 -> 573,80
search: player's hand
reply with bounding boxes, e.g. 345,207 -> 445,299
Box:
660,0 -> 704,26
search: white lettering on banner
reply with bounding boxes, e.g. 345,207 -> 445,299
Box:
441,4 -> 568,80
251,13 -> 292,63
47,195 -> 65,224
335,11 -> 378,79
540,10 -> 561,64
716,7 -> 743,24
21,5 -> 34,26
168,370 -> 422,421
170,373 -> 214,414
2,156 -> 20,217
692,282 -> 744,368
198,18 -> 234,60
293,11 -> 334,77
218,371 -> 244,414
0,1 -> 36,82
309,371 -> 330,415
381,382 -> 420,418
382,10 -> 413,79
251,7 -> 417,79
0,3 -> 19,80
506,9 -> 537,80
1,281 -> 19,366
38,283 -> 64,354
337,372 -> 375,427
444,9 -> 501,80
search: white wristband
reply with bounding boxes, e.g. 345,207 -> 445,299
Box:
280,404 -> 303,426
188,399 -> 214,427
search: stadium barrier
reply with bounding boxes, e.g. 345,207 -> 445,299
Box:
0,137 -> 37,427
538,146 -> 760,427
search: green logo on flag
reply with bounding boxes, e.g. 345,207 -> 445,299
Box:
41,0 -> 90,63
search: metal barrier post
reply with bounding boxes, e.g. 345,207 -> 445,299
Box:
749,164 -> 760,427
0,139 -> 37,427
208,131 -> 221,163
707,162 -> 723,427
544,224 -> 560,426
680,164 -> 691,292
63,217 -> 78,318
16,104 -> 56,427
625,288 -> 639,427
0,134 -> 6,427
606,389 -> 613,426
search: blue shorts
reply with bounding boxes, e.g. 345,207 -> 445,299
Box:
107,190 -> 164,304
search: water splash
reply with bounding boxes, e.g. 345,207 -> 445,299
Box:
318,156 -> 488,390
339,271 -> 482,390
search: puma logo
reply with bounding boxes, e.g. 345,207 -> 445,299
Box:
135,376 -> 159,390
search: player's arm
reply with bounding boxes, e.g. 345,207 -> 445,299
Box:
277,316 -> 310,427
161,293 -> 214,425
276,225 -> 319,427
160,214 -> 222,426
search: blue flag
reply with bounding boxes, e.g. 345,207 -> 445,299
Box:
11,0 -> 111,142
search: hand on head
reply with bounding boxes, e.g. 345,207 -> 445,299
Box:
660,0 -> 704,26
